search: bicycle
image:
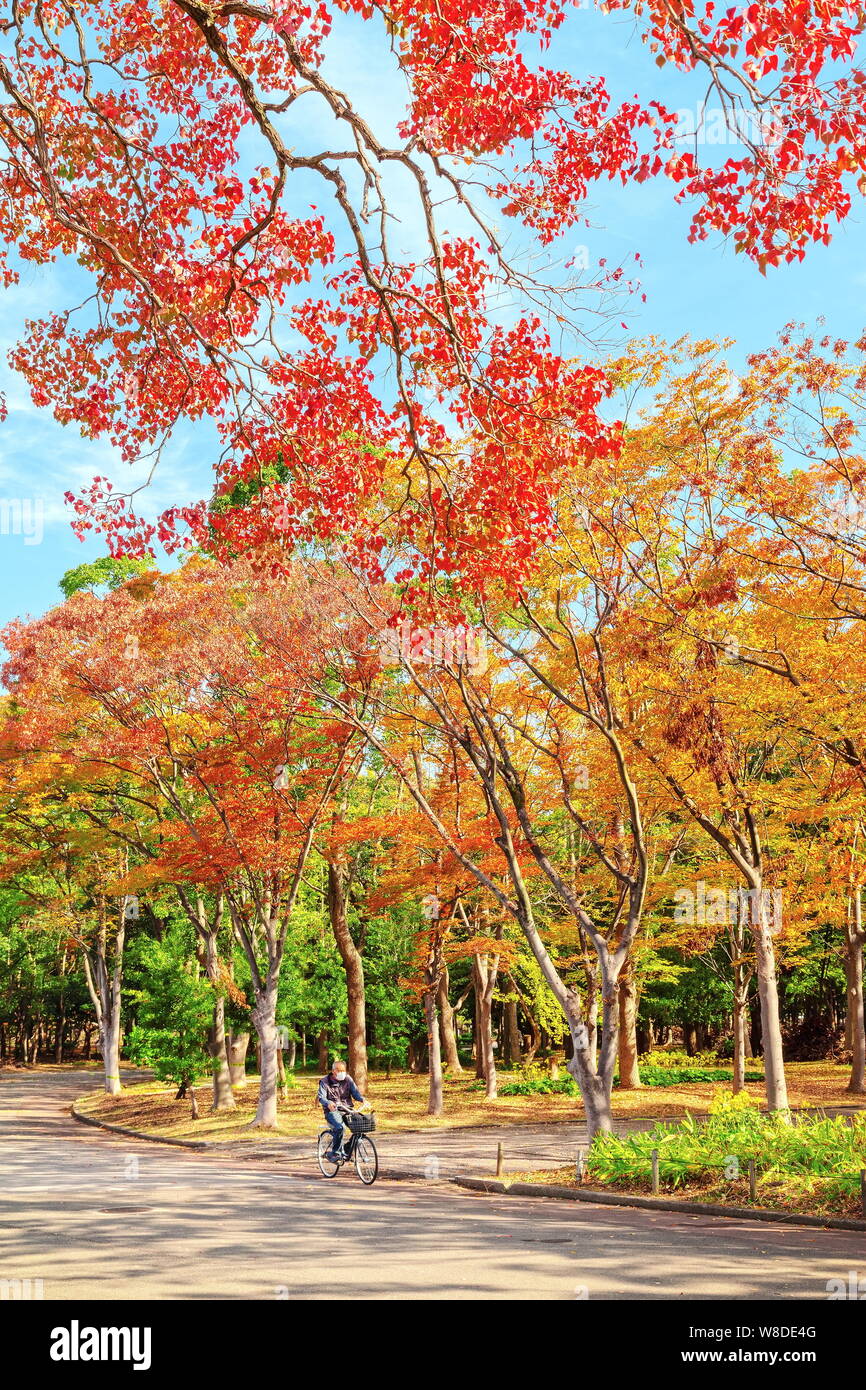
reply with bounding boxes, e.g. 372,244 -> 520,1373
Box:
316,1105 -> 378,1185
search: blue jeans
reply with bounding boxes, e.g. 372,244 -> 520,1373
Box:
324,1108 -> 345,1154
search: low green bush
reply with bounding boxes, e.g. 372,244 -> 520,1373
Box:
636,1065 -> 764,1087
588,1091 -> 866,1208
638,1048 -> 727,1069
496,1069 -> 578,1096
494,1061 -> 763,1095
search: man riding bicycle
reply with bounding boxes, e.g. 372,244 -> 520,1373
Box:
317,1057 -> 367,1161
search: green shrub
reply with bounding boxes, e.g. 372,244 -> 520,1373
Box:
494,1061 -> 763,1095
636,1065 -> 764,1087
494,1063 -> 578,1096
588,1091 -> 866,1207
126,929 -> 213,1096
639,1048 -> 727,1069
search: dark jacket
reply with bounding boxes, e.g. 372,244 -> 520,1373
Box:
317,1072 -> 364,1112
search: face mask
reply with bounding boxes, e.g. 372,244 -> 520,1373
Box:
334,1072 -> 346,1083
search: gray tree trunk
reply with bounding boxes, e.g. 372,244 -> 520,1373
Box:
250,983 -> 280,1128
81,901 -> 126,1096
752,889 -> 789,1113
472,952 -> 499,1098
101,1008 -> 122,1097
423,988 -> 443,1116
227,1031 -> 250,1086
202,929 -> 235,1110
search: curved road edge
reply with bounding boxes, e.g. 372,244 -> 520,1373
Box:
70,1092 -> 866,1233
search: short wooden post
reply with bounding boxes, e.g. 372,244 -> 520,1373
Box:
576,1150 -> 585,1184
495,1142 -> 503,1178
651,1148 -> 659,1195
748,1158 -> 757,1202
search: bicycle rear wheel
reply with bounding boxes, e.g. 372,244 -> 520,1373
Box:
317,1130 -> 341,1178
353,1134 -> 378,1185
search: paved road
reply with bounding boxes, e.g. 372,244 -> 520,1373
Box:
223,1115 -> 661,1179
1,1067 -> 863,1301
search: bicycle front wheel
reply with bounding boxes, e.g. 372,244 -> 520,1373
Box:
353,1134 -> 378,1185
317,1130 -> 341,1178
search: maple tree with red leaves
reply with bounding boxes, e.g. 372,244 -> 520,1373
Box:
1,1 -> 865,596
1,556 -> 369,1124
3,332 -> 866,1137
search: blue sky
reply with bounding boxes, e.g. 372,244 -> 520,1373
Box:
1,3 -> 864,633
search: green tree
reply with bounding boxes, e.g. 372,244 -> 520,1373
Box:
126,925 -> 213,1118
58,556 -> 154,599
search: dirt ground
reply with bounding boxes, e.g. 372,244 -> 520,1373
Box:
72,1060 -> 863,1142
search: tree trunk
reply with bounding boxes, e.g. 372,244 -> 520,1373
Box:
845,952 -> 855,1052
276,1044 -> 289,1101
732,969 -> 748,1095
81,900 -> 126,1096
616,957 -> 642,1088
407,1037 -> 426,1073
473,988 -> 485,1079
522,1007 -> 541,1064
316,1028 -> 329,1074
423,988 -> 443,1116
503,996 -> 522,1066
54,946 -> 68,1064
100,1008 -> 122,1096
183,896 -> 235,1110
203,932 -> 235,1111
250,984 -> 280,1128
472,953 -> 498,1099
752,892 -> 789,1113
578,930 -> 600,1071
730,900 -> 753,1094
846,887 -> 866,1094
227,1031 -> 250,1086
327,859 -> 368,1091
437,968 -> 462,1072
743,1016 -> 754,1058
565,983 -> 616,1140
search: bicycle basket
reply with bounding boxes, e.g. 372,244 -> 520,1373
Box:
346,1111 -> 376,1134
